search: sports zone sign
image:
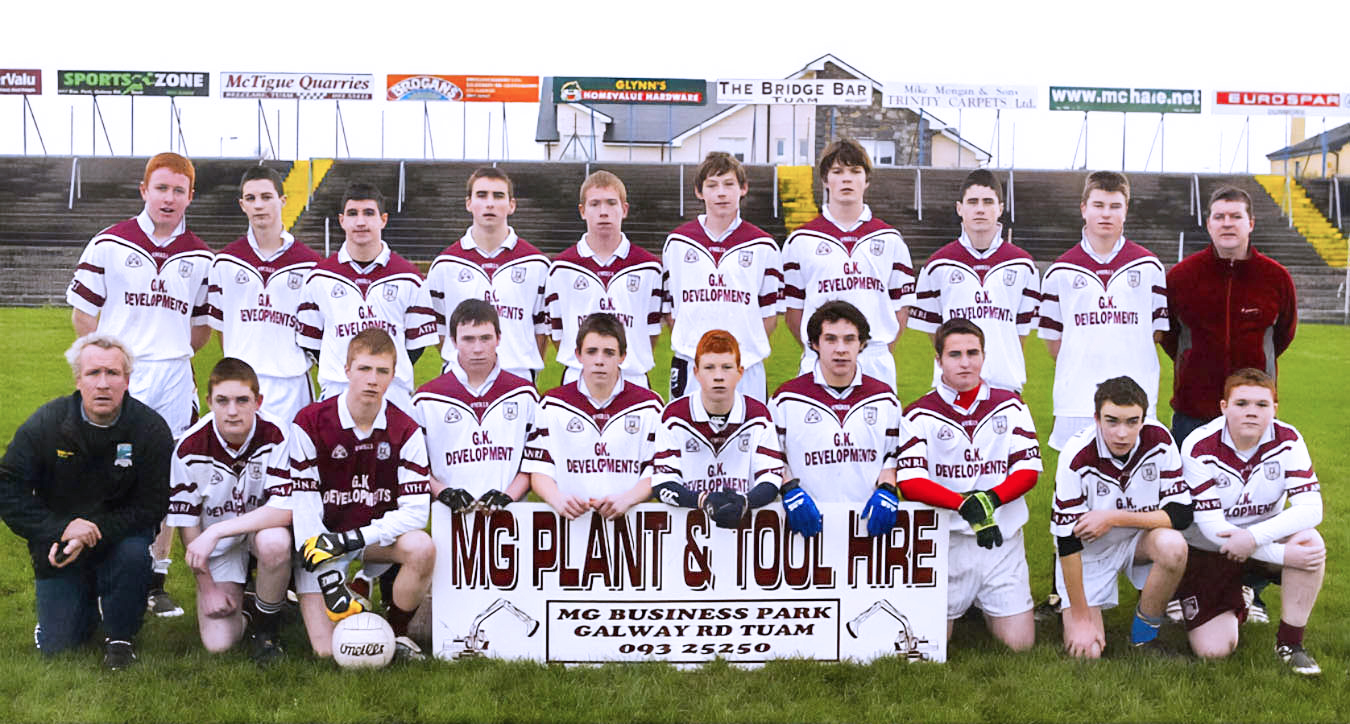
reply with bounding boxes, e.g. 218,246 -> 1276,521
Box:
431,503 -> 949,665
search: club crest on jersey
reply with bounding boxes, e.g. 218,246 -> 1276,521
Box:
125,255 -> 143,268
235,270 -> 250,285
377,442 -> 391,460
503,402 -> 518,420
993,416 -> 1007,434
178,260 -> 193,278
1072,274 -> 1088,289
685,439 -> 700,453
458,268 -> 473,282
624,414 -> 640,434
248,461 -> 263,480
383,285 -> 398,302
949,270 -> 964,284
445,408 -> 462,423
626,275 -> 640,292
804,409 -> 821,424
1127,270 -> 1141,288
815,242 -> 831,256
1097,481 -> 1110,497
1264,461 -> 1280,479
870,239 -> 884,256
937,427 -> 954,441
114,443 -> 133,467
288,272 -> 303,289
567,417 -> 585,433
1141,463 -> 1157,481
1181,596 -> 1199,621
684,249 -> 699,264
1003,269 -> 1017,286
331,444 -> 349,459
738,434 -> 751,452
573,277 -> 589,291
511,267 -> 526,284
737,250 -> 753,268
864,407 -> 877,425
331,285 -> 346,298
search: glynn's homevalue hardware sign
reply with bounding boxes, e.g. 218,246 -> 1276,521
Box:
431,503 -> 949,665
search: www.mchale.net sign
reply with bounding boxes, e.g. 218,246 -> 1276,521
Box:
431,503 -> 948,664
1049,86 -> 1201,113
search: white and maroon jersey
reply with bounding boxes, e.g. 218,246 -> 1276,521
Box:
286,393 -> 431,547
782,204 -> 915,347
651,392 -> 784,496
522,379 -> 663,500
909,231 -> 1039,391
771,366 -> 901,503
544,235 -> 664,377
1051,421 -> 1188,557
899,382 -> 1042,535
296,242 -> 438,397
1038,238 -> 1168,418
662,216 -> 782,367
1182,417 -> 1320,546
66,211 -> 212,361
207,229 -> 321,379
413,362 -> 539,497
426,229 -> 549,373
168,411 -> 292,556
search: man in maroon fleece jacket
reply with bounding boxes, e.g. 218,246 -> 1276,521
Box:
1162,185 -> 1297,447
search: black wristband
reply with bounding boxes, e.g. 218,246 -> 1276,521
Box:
1057,534 -> 1084,557
1163,502 -> 1193,531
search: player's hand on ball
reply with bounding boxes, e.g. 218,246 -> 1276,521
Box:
703,488 -> 748,529
436,487 -> 476,512
958,490 -> 1001,526
862,483 -> 900,536
781,479 -> 822,537
301,529 -> 365,571
476,489 -> 514,511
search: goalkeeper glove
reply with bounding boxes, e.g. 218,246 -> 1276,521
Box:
862,483 -> 900,537
316,569 -> 366,622
301,529 -> 365,572
960,491 -> 1004,549
703,488 -> 748,529
436,487 -> 476,512
781,479 -> 822,537
476,489 -> 514,511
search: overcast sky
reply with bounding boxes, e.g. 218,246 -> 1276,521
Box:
5,0 -> 1345,172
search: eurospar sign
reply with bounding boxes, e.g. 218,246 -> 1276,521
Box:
1213,91 -> 1350,115
431,503 -> 949,665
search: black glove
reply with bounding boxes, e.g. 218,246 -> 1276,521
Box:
702,488 -> 748,529
301,529 -> 365,571
959,491 -> 1004,549
477,489 -> 514,511
436,487 -> 476,512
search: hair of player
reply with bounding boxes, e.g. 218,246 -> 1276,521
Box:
142,152 -> 195,191
65,333 -> 133,379
933,317 -> 985,355
340,181 -> 386,216
959,169 -> 1004,205
1093,375 -> 1148,416
694,329 -> 741,369
208,357 -> 261,397
806,300 -> 871,348
1081,170 -> 1130,206
575,312 -> 627,357
579,170 -> 627,205
466,166 -> 514,199
1207,184 -> 1253,219
817,138 -> 872,181
347,327 -> 398,366
449,298 -> 501,340
239,166 -> 285,197
694,151 -> 747,190
1223,367 -> 1278,403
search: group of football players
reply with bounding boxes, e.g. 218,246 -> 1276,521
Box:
11,139 -> 1324,674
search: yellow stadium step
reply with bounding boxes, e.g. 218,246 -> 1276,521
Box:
777,165 -> 818,233
1254,175 -> 1348,268
281,159 -> 334,231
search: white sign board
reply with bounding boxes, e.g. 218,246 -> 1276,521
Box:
883,83 -> 1038,110
1212,90 -> 1350,116
431,503 -> 948,665
220,71 -> 375,100
715,79 -> 872,106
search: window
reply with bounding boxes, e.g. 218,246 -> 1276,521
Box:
716,136 -> 748,162
858,139 -> 896,166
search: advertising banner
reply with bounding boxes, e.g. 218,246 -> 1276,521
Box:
431,503 -> 949,665
553,77 -> 706,105
883,83 -> 1037,110
57,70 -> 209,97
715,79 -> 871,106
220,72 -> 374,100
1049,86 -> 1201,113
387,74 -> 539,102
0,69 -> 41,95
1213,90 -> 1350,116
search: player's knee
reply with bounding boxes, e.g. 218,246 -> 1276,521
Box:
254,528 -> 292,571
202,634 -> 236,654
1188,627 -> 1237,659
1152,529 -> 1187,569
398,531 -> 436,571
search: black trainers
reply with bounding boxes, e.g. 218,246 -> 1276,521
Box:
1276,644 -> 1321,676
1033,594 -> 1061,622
147,588 -> 184,617
103,639 -> 136,670
247,630 -> 286,668
393,635 -> 425,662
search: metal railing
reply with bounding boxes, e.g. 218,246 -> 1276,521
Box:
67,157 -> 81,209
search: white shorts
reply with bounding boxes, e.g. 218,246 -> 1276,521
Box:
130,357 -> 198,436
205,534 -> 254,585
561,367 -> 650,389
294,550 -> 392,595
800,343 -> 897,393
947,529 -> 1034,620
1053,531 -> 1151,610
1049,416 -> 1094,451
670,355 -> 767,402
318,381 -> 415,415
258,373 -> 315,426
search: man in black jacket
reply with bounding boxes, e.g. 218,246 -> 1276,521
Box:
0,334 -> 170,669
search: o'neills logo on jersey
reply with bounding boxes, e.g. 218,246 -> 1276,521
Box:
685,439 -> 700,452
567,417 -> 585,433
126,255 -> 143,268
331,285 -> 346,298
815,242 -> 831,256
803,409 -> 821,424
1097,481 -> 1110,497
937,427 -> 954,441
458,268 -> 473,282
332,444 -> 348,459
574,277 -> 589,290
949,270 -> 964,284
1072,275 -> 1088,289
445,408 -> 462,423
684,250 -> 699,264
235,270 -> 249,284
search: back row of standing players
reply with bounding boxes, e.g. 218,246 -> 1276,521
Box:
66,142 -> 1319,671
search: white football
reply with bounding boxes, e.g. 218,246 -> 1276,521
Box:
331,612 -> 395,669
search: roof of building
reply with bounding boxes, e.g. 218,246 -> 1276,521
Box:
1266,122 -> 1350,160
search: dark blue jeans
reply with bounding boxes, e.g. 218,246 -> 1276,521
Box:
35,531 -> 152,655
1170,411 -> 1214,449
